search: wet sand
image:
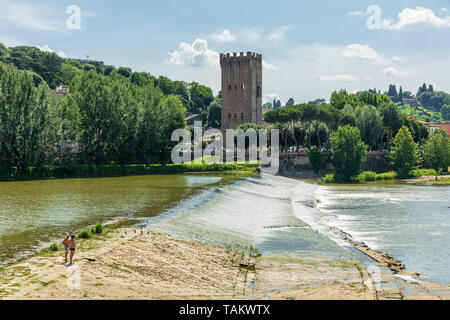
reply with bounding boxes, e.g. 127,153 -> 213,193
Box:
0,228 -> 373,300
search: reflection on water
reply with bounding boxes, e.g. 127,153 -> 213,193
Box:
0,174 -> 242,266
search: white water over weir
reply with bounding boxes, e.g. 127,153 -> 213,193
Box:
151,174 -> 450,286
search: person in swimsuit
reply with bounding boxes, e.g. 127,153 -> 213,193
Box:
68,235 -> 76,265
62,234 -> 70,263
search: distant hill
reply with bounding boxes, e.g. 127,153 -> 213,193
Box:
384,83 -> 450,123
0,43 -> 214,114
398,103 -> 444,123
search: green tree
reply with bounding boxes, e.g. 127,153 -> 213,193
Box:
138,94 -> 186,164
357,91 -> 378,107
0,69 -> 50,169
390,126 -> 420,177
104,65 -> 116,76
330,90 -> 359,109
206,99 -> 221,128
330,125 -> 368,182
442,105 -> 450,121
189,82 -> 214,114
379,103 -> 403,149
286,98 -> 295,107
117,67 -> 132,78
67,71 -> 123,164
423,129 -> 450,172
355,105 -> 383,149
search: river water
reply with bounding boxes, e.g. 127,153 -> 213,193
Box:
0,174 -> 449,286
0,174 -> 246,266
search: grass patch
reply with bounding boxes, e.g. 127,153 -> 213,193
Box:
91,223 -> 103,235
39,280 -> 57,286
319,171 -> 398,184
49,243 -> 58,252
78,230 -> 92,239
409,168 -> 438,177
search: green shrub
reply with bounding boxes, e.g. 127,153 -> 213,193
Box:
49,243 -> 58,252
78,230 -> 92,239
409,168 -> 438,177
375,172 -> 397,180
93,223 -> 103,234
319,174 -> 335,184
354,171 -> 377,183
308,147 -> 322,174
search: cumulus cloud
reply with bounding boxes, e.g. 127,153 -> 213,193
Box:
36,44 -> 67,58
319,74 -> 359,82
168,39 -> 219,68
212,29 -> 235,42
342,44 -> 384,63
391,56 -> 403,62
382,7 -> 450,30
383,67 -> 414,77
442,8 -> 449,13
268,25 -> 292,41
0,0 -> 61,31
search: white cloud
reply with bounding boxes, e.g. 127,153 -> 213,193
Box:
36,44 -> 67,58
212,29 -> 235,42
168,39 -> 219,69
442,8 -> 449,13
264,93 -> 280,104
383,67 -> 400,77
348,10 -> 366,16
319,74 -> 359,82
0,0 -> 61,31
392,56 -> 403,62
268,25 -> 292,42
383,67 -> 415,77
363,75 -> 373,81
342,44 -> 384,63
382,7 -> 450,30
262,61 -> 277,72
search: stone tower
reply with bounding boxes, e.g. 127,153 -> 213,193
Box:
220,52 -> 262,133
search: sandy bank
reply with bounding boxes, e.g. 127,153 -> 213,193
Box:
405,175 -> 450,185
0,228 -> 373,300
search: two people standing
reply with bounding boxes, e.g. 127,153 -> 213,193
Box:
62,234 -> 76,265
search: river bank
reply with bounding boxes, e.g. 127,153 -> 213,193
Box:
0,163 -> 258,182
1,174 -> 449,300
404,175 -> 450,185
0,228 -> 373,300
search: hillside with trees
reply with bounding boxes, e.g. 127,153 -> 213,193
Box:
0,43 -> 215,116
384,83 -> 450,122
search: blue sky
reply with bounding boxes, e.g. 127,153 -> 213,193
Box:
1,0 -> 450,104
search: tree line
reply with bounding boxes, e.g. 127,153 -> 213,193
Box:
0,43 -> 214,115
0,65 -> 186,170
263,89 -> 429,152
